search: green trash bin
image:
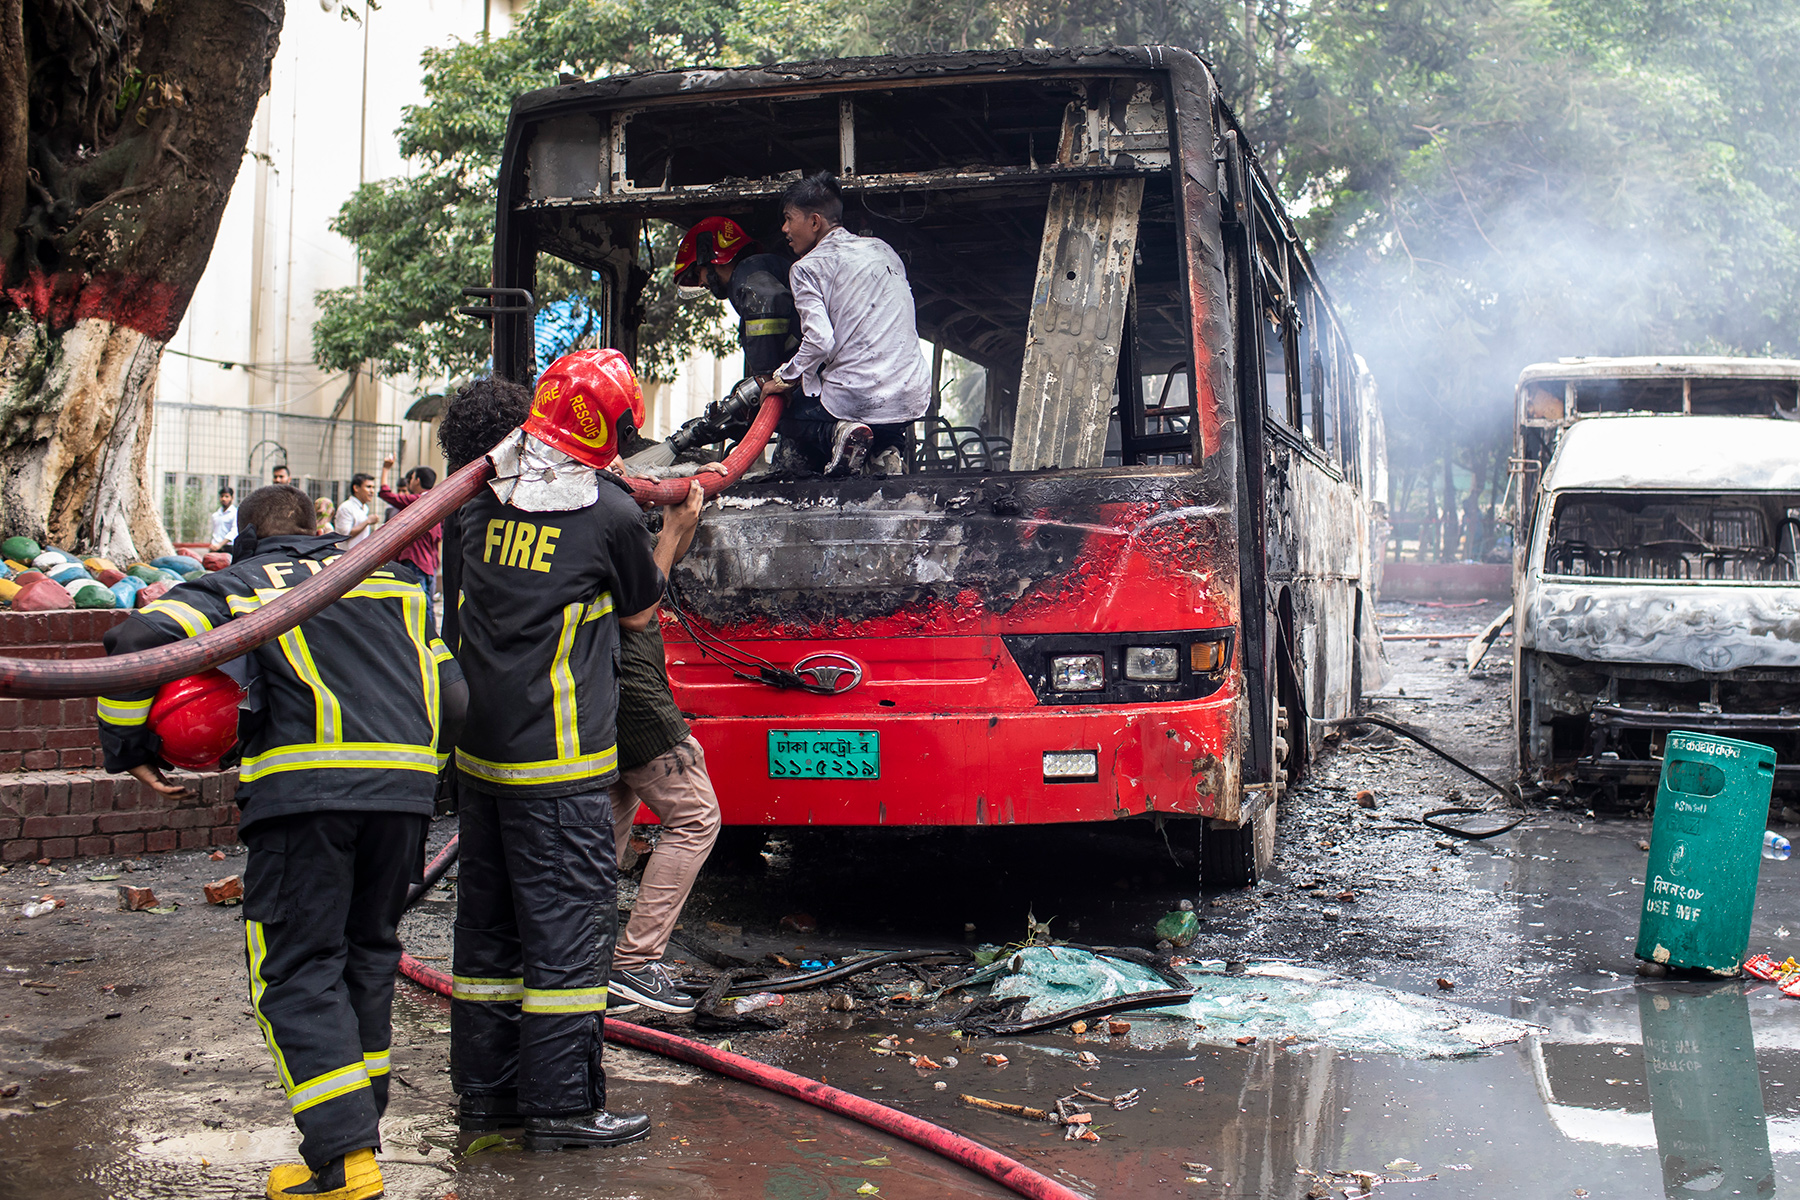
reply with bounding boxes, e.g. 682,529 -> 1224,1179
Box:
1635,730 -> 1777,975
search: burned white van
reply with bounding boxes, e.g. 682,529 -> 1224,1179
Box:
1515,413 -> 1800,795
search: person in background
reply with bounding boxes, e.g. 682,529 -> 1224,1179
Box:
605,478 -> 720,1017
95,484 -> 464,1200
209,486 -> 238,551
314,496 -> 336,537
335,473 -> 379,547
378,455 -> 443,629
759,171 -> 932,477
272,464 -> 292,486
673,216 -> 799,383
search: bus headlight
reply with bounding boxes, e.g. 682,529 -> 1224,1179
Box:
1124,646 -> 1179,681
1043,750 -> 1099,780
1050,654 -> 1105,692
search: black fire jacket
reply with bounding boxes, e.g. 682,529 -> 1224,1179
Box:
453,473 -> 664,799
97,535 -> 465,831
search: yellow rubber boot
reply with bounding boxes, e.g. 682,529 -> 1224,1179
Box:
265,1148 -> 384,1199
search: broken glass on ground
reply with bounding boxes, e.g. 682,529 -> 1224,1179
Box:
986,946 -> 1535,1058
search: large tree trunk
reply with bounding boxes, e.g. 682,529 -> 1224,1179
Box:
0,0 -> 284,560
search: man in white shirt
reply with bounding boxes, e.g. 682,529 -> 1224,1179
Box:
209,487 -> 238,551
760,172 -> 932,477
334,473 -> 379,546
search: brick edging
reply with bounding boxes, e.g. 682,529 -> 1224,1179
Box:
0,768 -> 238,861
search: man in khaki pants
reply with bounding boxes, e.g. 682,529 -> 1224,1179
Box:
607,483 -> 721,1015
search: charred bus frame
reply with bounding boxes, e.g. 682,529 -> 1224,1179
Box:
473,48 -> 1384,883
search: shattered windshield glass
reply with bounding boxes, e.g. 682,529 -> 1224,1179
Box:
1544,491 -> 1800,583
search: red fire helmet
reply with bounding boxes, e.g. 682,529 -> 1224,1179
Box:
673,216 -> 755,286
525,349 -> 646,469
148,669 -> 244,771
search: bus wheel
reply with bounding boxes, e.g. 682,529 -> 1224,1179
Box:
1200,800 -> 1276,889
1200,703 -> 1287,889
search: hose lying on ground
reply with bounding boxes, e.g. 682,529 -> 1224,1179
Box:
1324,714 -> 1520,805
969,988 -> 1198,1037
1324,715 -> 1526,840
0,397 -> 785,700
395,953 -> 1087,1200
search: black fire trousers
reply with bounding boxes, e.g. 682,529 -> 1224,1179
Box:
451,784 -> 618,1117
776,392 -> 908,469
242,810 -> 427,1169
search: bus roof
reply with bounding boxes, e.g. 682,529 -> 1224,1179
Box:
1518,356 -> 1800,386
1547,414 -> 1800,491
508,47 -> 1203,119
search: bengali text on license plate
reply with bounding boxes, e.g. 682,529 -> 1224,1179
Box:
767,730 -> 880,779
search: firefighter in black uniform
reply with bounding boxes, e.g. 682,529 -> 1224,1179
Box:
96,484 -> 465,1200
441,351 -> 700,1151
674,215 -> 799,379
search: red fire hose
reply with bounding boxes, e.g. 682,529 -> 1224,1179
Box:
0,397 -> 784,699
395,950 -> 1086,1200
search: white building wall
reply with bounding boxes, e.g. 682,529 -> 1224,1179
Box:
155,0 -> 731,541
156,0 -> 529,527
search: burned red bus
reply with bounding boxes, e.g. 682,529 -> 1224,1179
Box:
483,49 -> 1385,883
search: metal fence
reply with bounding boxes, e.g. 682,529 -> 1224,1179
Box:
151,403 -> 400,543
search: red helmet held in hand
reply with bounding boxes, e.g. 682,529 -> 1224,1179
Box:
673,216 -> 754,287
525,349 -> 646,470
148,669 -> 245,771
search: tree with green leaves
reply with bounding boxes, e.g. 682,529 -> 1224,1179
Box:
313,0 -> 748,385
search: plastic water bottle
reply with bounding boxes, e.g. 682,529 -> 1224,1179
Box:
1764,831 -> 1792,861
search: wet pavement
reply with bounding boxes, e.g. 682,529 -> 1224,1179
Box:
4,599 -> 1799,1198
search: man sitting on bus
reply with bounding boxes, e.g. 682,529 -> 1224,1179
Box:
759,172 -> 932,478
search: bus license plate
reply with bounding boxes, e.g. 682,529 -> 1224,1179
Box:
767,730 -> 880,780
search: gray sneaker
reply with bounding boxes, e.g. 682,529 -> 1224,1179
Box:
825,421 -> 873,477
868,446 -> 905,476
609,962 -> 697,1015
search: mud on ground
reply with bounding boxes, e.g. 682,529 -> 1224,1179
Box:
5,600 -> 1800,1199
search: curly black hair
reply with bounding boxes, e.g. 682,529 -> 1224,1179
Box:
438,377 -> 533,470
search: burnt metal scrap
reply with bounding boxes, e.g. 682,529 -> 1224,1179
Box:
672,467 -> 1235,634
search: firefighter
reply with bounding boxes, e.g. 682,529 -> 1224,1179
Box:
96,484 -> 465,1200
673,215 -> 799,381
440,353 -> 701,1151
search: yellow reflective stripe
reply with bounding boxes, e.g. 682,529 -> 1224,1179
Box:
437,751 -> 451,770
362,1049 -> 390,1077
457,745 -> 619,787
139,599 -> 214,637
522,986 -> 607,1014
452,975 -> 525,1002
240,742 -> 440,781
551,602 -> 582,761
580,591 -> 615,624
430,638 -> 455,666
97,696 -> 152,726
404,586 -> 438,756
346,582 -> 427,602
288,1061 -> 371,1114
277,625 -> 341,743
743,318 -> 791,337
227,594 -> 265,615
245,920 -> 295,1092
